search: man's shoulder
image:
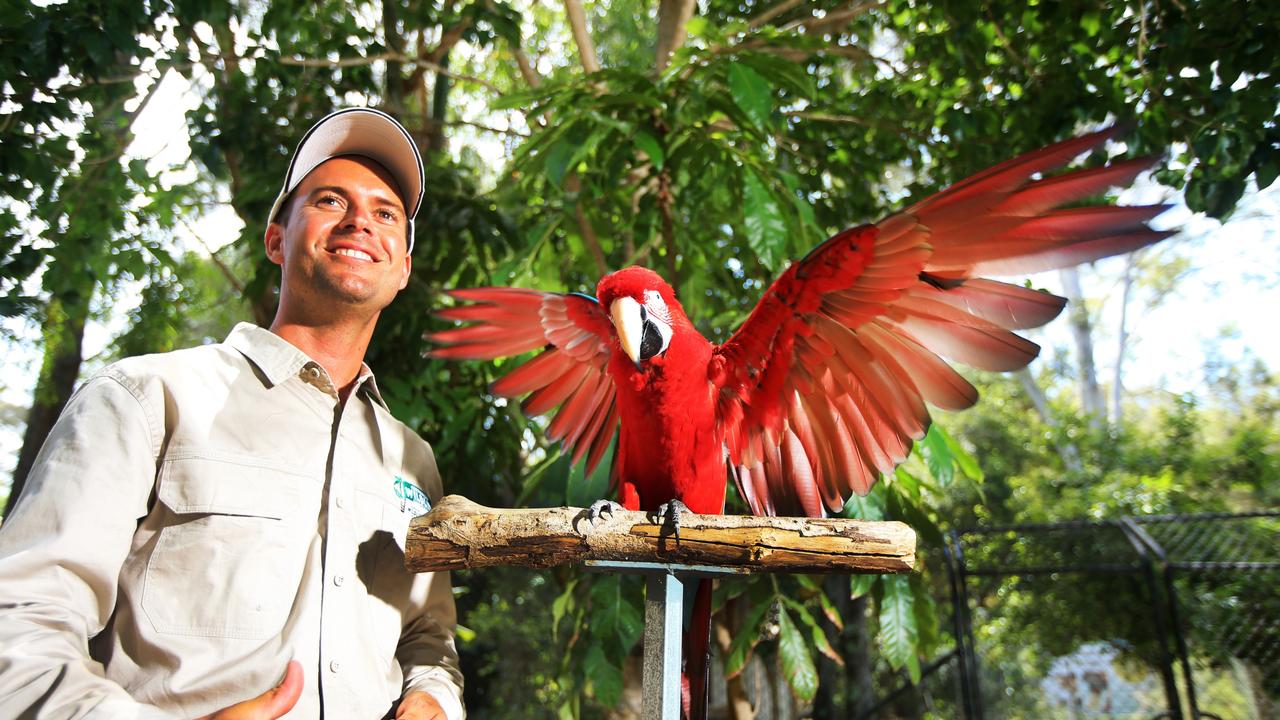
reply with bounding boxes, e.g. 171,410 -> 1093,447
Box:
95,339 -> 241,386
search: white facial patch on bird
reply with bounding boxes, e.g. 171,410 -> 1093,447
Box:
643,289 -> 672,325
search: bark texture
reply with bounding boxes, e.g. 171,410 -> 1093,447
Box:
405,496 -> 916,574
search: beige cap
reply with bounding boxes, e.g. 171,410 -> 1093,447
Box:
267,107 -> 424,252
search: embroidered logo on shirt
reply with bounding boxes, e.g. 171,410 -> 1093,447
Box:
393,476 -> 432,516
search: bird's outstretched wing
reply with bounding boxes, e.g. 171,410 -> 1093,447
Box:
428,289 -> 619,476
713,126 -> 1173,517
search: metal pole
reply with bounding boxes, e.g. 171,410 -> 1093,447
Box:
943,536 -> 977,720
1123,519 -> 1203,718
642,571 -> 685,720
1119,518 -> 1184,720
585,561 -> 750,720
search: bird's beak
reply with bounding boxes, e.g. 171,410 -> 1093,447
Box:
610,296 -> 644,370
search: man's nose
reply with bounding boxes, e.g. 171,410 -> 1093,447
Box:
341,202 -> 374,233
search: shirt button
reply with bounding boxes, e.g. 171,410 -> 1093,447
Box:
334,575 -> 345,587
329,660 -> 341,673
335,496 -> 346,509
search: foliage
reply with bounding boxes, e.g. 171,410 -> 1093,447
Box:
4,0 -> 1280,715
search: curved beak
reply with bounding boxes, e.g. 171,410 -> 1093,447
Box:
610,296 -> 644,369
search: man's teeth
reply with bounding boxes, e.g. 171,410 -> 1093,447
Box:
335,248 -> 373,261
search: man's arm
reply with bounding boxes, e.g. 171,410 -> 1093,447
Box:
0,374 -> 176,718
396,569 -> 465,720
0,373 -> 307,720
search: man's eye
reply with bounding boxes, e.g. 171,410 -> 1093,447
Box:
377,209 -> 399,222
317,195 -> 342,207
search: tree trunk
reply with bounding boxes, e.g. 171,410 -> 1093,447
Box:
6,290 -> 91,515
814,577 -> 874,719
1015,368 -> 1085,474
427,53 -> 451,154
846,593 -> 875,717
714,601 -> 756,720
1059,267 -> 1105,429
1112,253 -> 1135,426
655,0 -> 697,73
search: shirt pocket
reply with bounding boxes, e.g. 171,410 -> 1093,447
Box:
143,450 -> 312,640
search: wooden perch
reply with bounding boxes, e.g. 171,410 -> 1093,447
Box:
405,496 -> 915,574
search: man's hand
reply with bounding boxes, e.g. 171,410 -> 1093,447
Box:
395,690 -> 447,720
198,660 -> 303,720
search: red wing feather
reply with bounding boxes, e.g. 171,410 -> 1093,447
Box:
428,289 -> 619,477
719,125 -> 1172,516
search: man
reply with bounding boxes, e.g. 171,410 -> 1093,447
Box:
0,108 -> 464,719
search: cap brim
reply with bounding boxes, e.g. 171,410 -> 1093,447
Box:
268,108 -> 424,250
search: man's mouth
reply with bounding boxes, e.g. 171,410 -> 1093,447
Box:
332,247 -> 375,262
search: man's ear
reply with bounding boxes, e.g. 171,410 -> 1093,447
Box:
398,254 -> 412,291
264,222 -> 286,265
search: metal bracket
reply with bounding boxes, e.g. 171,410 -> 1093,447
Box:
585,560 -> 751,720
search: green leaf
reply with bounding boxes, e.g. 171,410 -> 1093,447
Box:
819,590 -> 844,630
841,483 -> 886,520
782,597 -> 843,667
724,599 -> 772,678
921,425 -> 955,487
1256,160 -> 1279,190
742,171 -> 787,269
879,574 -> 920,684
633,131 -> 665,170
777,607 -> 819,701
850,574 -> 877,599
544,138 -> 576,188
939,424 -> 984,482
585,642 -> 623,705
591,575 -> 644,653
728,63 -> 773,130
552,577 -> 579,636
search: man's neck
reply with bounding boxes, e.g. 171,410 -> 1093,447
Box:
269,316 -> 377,400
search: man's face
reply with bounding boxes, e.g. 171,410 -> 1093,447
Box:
265,155 -> 412,314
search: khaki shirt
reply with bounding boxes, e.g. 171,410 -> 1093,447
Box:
0,323 -> 464,719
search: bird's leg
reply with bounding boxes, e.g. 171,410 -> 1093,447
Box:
573,499 -> 626,533
652,499 -> 691,543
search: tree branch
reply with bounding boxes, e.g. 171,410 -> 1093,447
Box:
277,53 -> 503,94
655,0 -> 697,73
747,0 -> 806,30
513,47 -> 542,87
656,168 -> 679,286
780,0 -> 884,33
405,496 -> 916,574
1015,367 -> 1085,474
562,0 -> 601,73
565,176 -> 609,275
446,118 -> 529,137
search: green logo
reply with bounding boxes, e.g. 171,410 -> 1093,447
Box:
393,476 -> 432,514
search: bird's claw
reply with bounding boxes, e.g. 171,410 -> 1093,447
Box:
574,499 -> 625,533
652,499 -> 691,543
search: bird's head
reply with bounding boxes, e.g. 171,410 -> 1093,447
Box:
596,266 -> 684,369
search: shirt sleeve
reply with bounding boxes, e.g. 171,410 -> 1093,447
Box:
398,570 -> 466,720
0,372 -> 176,720
395,441 -> 465,720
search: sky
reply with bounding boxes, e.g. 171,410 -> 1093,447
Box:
3,72 -> 1279,495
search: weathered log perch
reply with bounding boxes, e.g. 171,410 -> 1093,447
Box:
405,495 -> 915,574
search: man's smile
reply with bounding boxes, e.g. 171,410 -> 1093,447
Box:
327,241 -> 379,263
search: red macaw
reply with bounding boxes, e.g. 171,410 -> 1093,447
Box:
429,126 -> 1171,718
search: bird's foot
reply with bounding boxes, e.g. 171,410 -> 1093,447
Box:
574,499 -> 625,533
651,499 -> 692,543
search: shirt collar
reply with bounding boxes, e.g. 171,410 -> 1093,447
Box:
224,322 -> 388,409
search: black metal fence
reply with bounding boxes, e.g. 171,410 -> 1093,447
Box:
861,511 -> 1278,719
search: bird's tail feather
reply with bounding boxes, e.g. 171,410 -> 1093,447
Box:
684,579 -> 713,720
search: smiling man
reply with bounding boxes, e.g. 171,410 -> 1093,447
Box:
0,109 -> 464,719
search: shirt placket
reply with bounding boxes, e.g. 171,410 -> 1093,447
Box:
301,362 -> 362,716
